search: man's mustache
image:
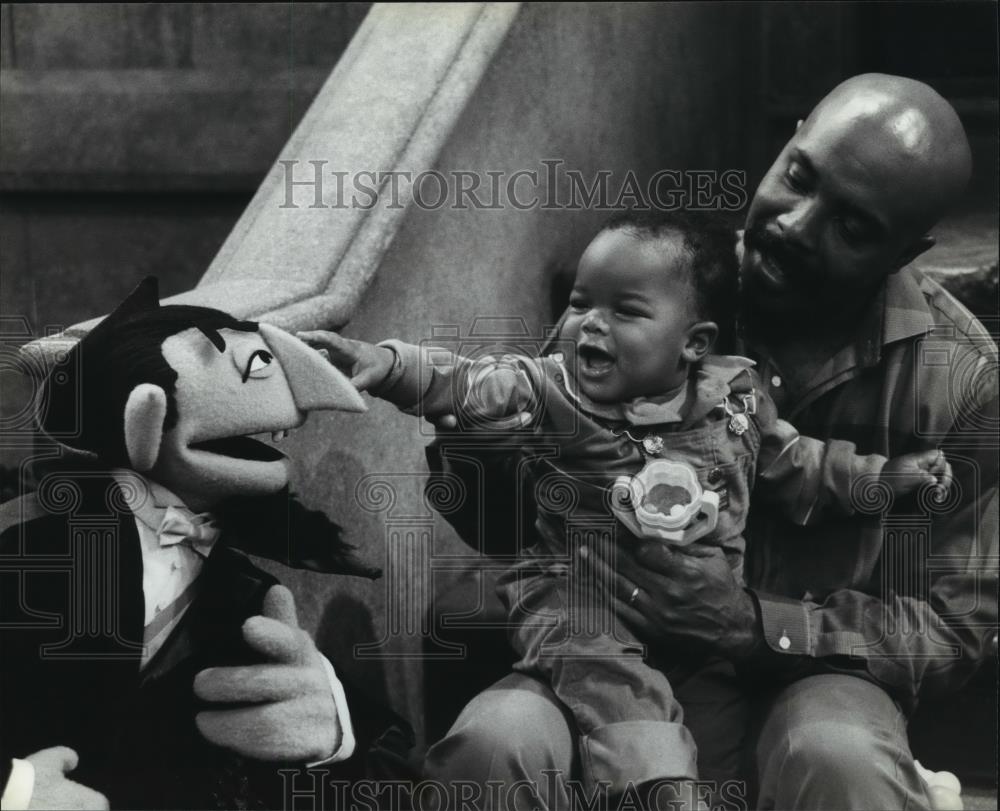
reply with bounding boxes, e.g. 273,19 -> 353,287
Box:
744,222 -> 817,290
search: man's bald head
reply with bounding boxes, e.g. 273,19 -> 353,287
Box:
741,73 -> 973,331
801,73 -> 972,233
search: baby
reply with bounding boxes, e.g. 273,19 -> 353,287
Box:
301,210 -> 950,800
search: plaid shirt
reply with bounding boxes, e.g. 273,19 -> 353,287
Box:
740,267 -> 998,711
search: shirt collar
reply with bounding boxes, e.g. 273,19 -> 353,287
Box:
882,267 -> 937,347
568,355 -> 756,426
813,267 -> 936,370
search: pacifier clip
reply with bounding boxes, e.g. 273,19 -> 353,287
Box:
721,393 -> 756,436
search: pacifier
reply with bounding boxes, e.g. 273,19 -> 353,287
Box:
611,458 -> 719,545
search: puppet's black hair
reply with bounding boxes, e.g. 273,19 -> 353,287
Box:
40,279 -> 257,466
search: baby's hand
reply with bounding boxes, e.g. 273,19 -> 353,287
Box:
297,331 -> 395,392
881,449 -> 952,500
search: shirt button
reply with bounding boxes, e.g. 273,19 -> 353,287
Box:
771,375 -> 782,388
707,467 -> 723,484
778,634 -> 791,650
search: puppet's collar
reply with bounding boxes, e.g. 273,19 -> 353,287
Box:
110,469 -> 219,554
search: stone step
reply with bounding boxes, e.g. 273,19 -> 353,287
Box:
913,207 -> 998,323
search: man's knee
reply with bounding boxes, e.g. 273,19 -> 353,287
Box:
425,675 -> 575,784
783,720 -> 894,782
756,676 -> 929,810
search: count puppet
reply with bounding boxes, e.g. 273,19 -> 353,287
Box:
0,278 -> 402,810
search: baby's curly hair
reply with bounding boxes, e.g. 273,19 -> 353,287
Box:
602,208 -> 740,349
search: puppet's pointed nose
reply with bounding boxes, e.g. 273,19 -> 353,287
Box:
258,323 -> 367,413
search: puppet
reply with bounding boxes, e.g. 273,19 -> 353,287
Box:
0,278 -> 405,810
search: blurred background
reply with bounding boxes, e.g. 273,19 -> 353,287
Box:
1,2 -> 995,340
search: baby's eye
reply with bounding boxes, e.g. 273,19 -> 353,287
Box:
568,297 -> 588,311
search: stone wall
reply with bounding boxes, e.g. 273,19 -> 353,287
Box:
0,2 -> 370,472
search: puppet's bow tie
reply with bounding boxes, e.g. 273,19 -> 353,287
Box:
157,506 -> 220,557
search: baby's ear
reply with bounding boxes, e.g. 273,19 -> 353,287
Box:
124,384 -> 168,472
682,321 -> 719,363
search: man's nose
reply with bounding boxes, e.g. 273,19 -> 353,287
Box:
582,310 -> 609,334
775,198 -> 820,250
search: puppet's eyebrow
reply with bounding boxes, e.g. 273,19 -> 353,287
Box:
196,324 -> 227,352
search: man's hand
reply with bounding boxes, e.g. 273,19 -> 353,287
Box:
297,330 -> 395,392
193,585 -> 341,763
23,747 -> 108,810
881,449 -> 953,500
578,540 -> 761,659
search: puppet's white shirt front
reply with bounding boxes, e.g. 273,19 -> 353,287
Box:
112,470 -> 213,664
109,470 -> 354,762
0,473 -> 355,810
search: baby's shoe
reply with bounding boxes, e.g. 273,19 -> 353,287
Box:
915,759 -> 963,810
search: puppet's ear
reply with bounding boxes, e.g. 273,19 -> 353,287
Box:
124,384 -> 168,472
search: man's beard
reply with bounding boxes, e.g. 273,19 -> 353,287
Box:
742,220 -> 821,297
741,221 -> 832,327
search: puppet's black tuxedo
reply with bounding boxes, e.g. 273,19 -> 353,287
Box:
1,468 -> 411,810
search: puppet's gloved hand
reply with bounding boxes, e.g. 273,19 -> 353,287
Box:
193,585 -> 341,762
22,747 -> 109,810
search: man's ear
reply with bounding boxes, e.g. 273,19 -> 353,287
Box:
891,235 -> 936,272
124,384 -> 167,472
681,321 -> 719,364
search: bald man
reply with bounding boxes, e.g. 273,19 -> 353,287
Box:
424,75 -> 998,810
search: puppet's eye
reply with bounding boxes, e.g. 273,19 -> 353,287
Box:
242,349 -> 274,382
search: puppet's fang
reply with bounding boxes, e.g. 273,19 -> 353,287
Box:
271,430 -> 290,442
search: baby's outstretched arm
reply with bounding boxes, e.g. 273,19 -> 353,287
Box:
298,330 -> 538,427
297,331 -> 396,392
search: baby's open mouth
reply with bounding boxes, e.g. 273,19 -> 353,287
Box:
578,344 -> 615,376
